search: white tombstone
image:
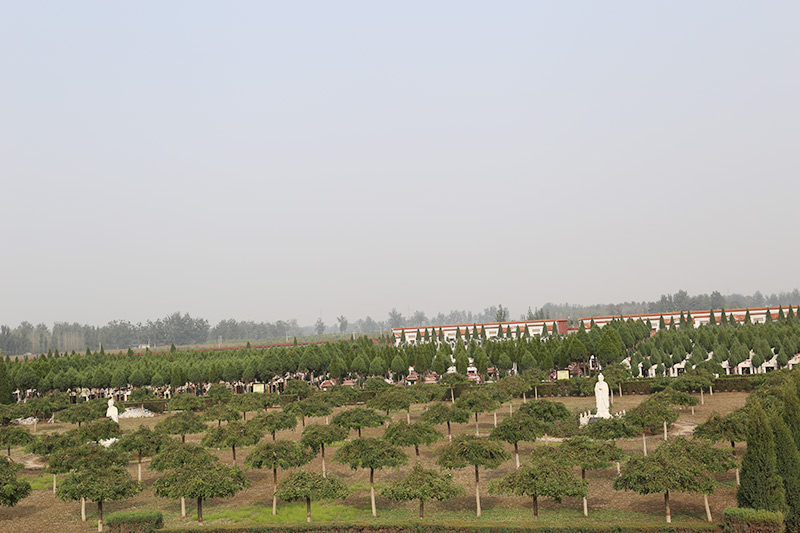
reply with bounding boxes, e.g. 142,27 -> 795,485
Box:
594,374 -> 611,419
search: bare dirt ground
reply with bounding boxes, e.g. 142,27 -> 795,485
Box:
1,391 -> 750,532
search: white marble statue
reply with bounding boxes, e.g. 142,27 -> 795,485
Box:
106,398 -> 119,424
594,373 -> 611,418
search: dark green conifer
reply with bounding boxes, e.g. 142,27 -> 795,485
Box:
737,403 -> 786,512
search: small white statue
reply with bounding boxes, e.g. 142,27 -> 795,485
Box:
594,373 -> 611,418
106,398 -> 119,424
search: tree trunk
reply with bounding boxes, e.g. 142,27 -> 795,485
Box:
493,412 -> 497,428
97,500 -> 103,532
370,469 -> 377,517
663,420 -> 668,441
450,388 -> 455,402
358,428 -> 362,438
709,385 -> 713,396
306,497 -> 311,522
138,453 -> 143,481
533,494 -> 539,520
415,445 -> 420,458
509,402 -> 513,415
475,465 -> 481,517
475,412 -> 480,436
181,434 -> 186,444
407,410 -> 411,424
326,415 -> 329,425
273,468 -> 278,515
616,461 -> 621,475
700,389 -> 704,405
181,496 -> 186,517
53,473 -> 57,495
419,499 -> 425,519
232,444 -> 236,463
642,432 -> 647,456
514,442 -> 520,469
582,469 -> 588,516
703,493 -> 712,522
447,421 -> 452,442
523,391 -> 528,403
691,406 -> 695,415
197,497 -> 203,524
321,444 -> 326,478
664,491 -> 671,523
81,497 -> 87,521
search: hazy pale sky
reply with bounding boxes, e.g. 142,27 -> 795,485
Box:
2,2 -> 798,328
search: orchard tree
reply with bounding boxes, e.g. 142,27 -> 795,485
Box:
113,425 -> 167,480
155,410 -> 207,443
694,409 -> 748,484
384,420 -> 442,459
203,402 -> 240,427
150,441 -> 217,518
421,402 -> 470,441
57,465 -> 142,532
334,437 -> 408,516
275,470 -> 349,523
559,436 -> 624,516
0,426 -> 33,458
301,423 -> 348,477
436,434 -> 509,517
456,390 -> 500,436
286,397 -> 333,428
201,419 -> 263,463
614,440 -> 715,523
245,440 -> 314,514
253,410 -> 297,441
624,399 -> 679,455
169,393 -> 204,412
368,388 -> 414,423
490,446 -> 586,520
154,461 -> 249,524
332,407 -> 385,438
381,463 -> 463,519
490,412 -> 547,469
0,456 -> 31,507
228,394 -> 263,421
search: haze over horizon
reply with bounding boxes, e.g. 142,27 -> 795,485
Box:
2,2 -> 798,329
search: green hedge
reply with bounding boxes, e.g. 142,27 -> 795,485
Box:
105,510 -> 163,532
722,507 -> 784,533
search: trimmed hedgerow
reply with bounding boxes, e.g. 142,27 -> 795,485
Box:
105,510 -> 163,532
722,507 -> 784,533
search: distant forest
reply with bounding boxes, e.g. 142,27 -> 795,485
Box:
1,288 -> 799,356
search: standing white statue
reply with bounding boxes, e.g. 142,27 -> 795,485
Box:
106,398 -> 119,424
594,373 -> 611,418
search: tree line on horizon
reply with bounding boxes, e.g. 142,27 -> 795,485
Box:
1,288 -> 799,356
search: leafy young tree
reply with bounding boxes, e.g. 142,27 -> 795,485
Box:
456,390 -> 500,436
558,436 -> 624,516
245,440 -> 315,514
112,425 -> 167,480
286,396 -> 333,427
334,437 -> 408,516
201,419 -> 263,463
490,445 -> 586,521
203,402 -> 241,427
253,410 -> 298,441
436,434 -> 509,517
614,441 -> 712,523
169,392 -> 204,412
624,399 -> 679,455
0,456 -> 31,507
154,461 -> 249,524
301,423 -> 348,477
381,463 -> 463,518
421,402 -> 470,441
57,465 -> 142,532
694,409 -> 748,484
332,407 -> 385,438
384,420 -> 443,459
150,441 -> 217,518
368,388 -> 414,423
228,393 -> 263,422
154,410 -> 207,443
490,412 -> 547,469
275,470 -> 349,523
0,425 -> 33,458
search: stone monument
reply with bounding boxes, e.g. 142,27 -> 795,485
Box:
106,398 -> 119,424
594,373 -> 611,418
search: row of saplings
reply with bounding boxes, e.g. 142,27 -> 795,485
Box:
0,385 -> 750,531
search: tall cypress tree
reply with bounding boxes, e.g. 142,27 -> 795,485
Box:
737,403 -> 786,512
770,414 -> 800,531
0,363 -> 13,404
708,310 -> 717,326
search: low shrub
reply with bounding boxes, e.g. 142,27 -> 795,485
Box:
722,507 -> 784,533
105,510 -> 163,532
